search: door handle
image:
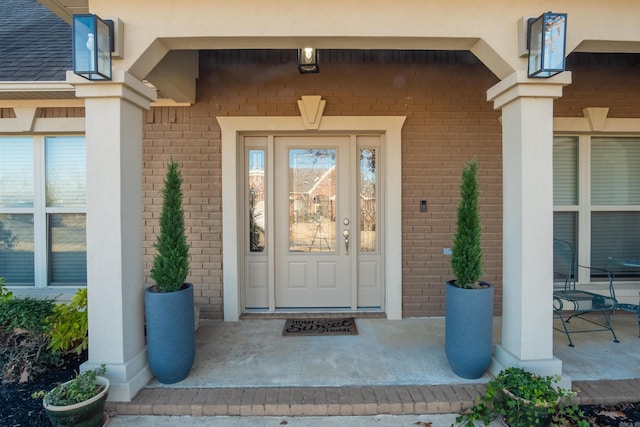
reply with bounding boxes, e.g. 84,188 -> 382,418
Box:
343,229 -> 350,255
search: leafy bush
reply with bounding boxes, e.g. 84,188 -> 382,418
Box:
46,288 -> 88,355
34,365 -> 106,406
0,288 -> 89,382
454,367 -> 588,427
0,297 -> 55,332
0,276 -> 12,301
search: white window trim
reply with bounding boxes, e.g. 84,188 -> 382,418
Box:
0,135 -> 87,299
0,108 -> 85,299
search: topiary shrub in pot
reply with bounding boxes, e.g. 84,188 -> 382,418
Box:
144,159 -> 195,384
445,158 -> 494,379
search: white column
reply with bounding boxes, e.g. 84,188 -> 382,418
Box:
487,71 -> 571,384
68,71 -> 157,401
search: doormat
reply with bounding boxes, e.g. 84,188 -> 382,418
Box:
282,318 -> 358,336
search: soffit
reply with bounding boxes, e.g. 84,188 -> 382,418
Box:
37,0 -> 89,24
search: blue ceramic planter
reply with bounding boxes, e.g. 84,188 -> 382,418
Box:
145,282 -> 195,384
445,280 -> 494,379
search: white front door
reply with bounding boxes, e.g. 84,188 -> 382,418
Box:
243,134 -> 384,311
275,136 -> 352,308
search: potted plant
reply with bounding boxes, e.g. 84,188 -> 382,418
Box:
144,159 -> 195,384
34,366 -> 109,427
454,367 -> 589,427
445,158 -> 494,379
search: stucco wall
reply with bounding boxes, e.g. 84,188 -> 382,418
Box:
141,50 -> 640,320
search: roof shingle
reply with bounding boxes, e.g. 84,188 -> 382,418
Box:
0,0 -> 72,82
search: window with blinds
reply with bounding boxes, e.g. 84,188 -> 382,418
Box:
46,137 -> 87,285
0,136 -> 87,287
553,135 -> 640,281
591,138 -> 640,206
591,137 -> 640,273
553,136 -> 578,206
0,138 -> 35,284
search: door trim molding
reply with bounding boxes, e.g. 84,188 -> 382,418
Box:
218,108 -> 406,321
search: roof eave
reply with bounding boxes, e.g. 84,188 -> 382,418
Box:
0,81 -> 76,100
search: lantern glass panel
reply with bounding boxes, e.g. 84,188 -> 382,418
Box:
543,14 -> 567,72
528,12 -> 567,78
72,14 -> 112,81
528,17 -> 544,76
298,48 -> 319,73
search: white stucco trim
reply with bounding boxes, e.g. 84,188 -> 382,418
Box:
0,106 -> 84,133
554,107 -> 640,133
218,112 -> 406,321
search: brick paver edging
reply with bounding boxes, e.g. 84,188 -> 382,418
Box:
106,380 -> 640,417
107,384 -> 484,417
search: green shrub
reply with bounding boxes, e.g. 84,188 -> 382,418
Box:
34,365 -> 106,406
0,288 -> 89,382
454,367 -> 589,427
451,158 -> 483,288
0,276 -> 12,301
46,288 -> 88,355
0,297 -> 55,332
150,159 -> 190,292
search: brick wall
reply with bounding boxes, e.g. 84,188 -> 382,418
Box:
557,53 -> 640,118
141,50 -> 502,319
141,50 -> 639,319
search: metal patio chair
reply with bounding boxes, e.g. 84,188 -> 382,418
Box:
553,238 -> 619,347
606,257 -> 640,337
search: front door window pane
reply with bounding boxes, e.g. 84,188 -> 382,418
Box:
360,149 -> 377,252
289,149 -> 336,252
248,150 -> 265,252
0,214 -> 34,285
46,137 -> 86,208
48,213 -> 87,285
0,138 -> 34,208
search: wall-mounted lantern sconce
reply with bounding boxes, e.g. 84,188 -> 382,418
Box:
298,48 -> 319,74
527,12 -> 567,78
72,14 -> 113,81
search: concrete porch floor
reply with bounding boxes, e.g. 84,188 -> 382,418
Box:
108,312 -> 640,421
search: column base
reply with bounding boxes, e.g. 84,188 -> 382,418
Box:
81,348 -> 151,402
491,344 -> 572,389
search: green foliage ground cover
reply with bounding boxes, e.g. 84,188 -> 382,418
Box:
0,281 -> 88,382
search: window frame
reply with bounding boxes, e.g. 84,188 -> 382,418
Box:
553,107 -> 640,288
0,135 -> 86,291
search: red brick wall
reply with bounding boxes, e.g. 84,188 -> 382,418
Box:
557,53 -> 640,118
141,50 -> 639,320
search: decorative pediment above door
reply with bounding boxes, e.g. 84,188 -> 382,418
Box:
297,95 -> 326,130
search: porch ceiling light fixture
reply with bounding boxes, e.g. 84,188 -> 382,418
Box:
72,14 -> 113,81
298,48 -> 319,74
527,12 -> 567,78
